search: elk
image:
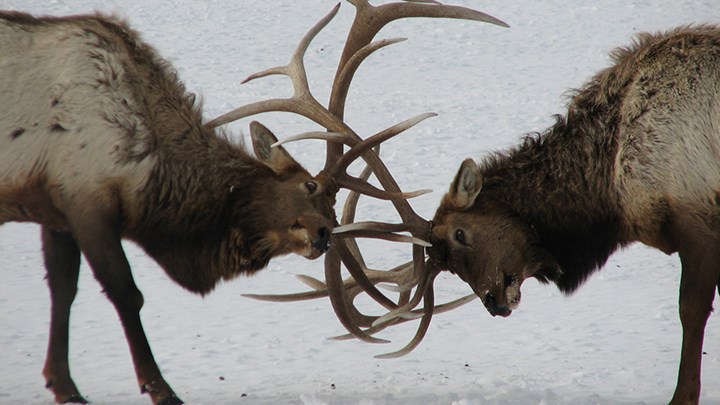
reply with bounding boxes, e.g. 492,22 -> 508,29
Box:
255,24 -> 719,405
0,2 -> 506,405
425,25 -> 720,404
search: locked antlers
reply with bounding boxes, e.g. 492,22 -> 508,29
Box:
214,0 -> 507,357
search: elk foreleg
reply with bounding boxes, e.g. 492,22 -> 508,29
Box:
71,214 -> 182,405
41,227 -> 86,404
671,231 -> 719,405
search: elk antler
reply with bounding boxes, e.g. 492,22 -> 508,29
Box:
218,1 -> 506,356
206,4 -> 429,202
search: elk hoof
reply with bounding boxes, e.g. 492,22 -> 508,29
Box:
45,378 -> 88,404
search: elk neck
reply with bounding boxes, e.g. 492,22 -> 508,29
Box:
129,117 -> 280,294
476,106 -> 630,293
83,17 -> 284,293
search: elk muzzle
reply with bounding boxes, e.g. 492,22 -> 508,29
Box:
313,226 -> 331,254
289,218 -> 331,260
482,272 -> 521,317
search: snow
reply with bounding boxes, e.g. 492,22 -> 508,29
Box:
1,0 -> 718,404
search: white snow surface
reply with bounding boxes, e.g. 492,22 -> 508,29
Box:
1,1 -> 719,404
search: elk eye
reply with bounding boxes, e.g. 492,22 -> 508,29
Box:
305,181 -> 318,195
455,229 -> 468,246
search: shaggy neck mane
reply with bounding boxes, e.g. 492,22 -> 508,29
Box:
90,15 -> 281,294
136,138 -> 275,291
469,29 -> 686,292
479,90 -> 630,293
132,127 -> 279,294
478,26 -> 720,293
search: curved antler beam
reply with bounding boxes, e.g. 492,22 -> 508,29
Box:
229,0 -> 508,355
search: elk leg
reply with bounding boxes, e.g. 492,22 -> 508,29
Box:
670,233 -> 719,405
41,227 -> 87,404
70,215 -> 183,405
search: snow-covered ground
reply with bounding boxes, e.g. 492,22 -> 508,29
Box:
1,0 -> 718,404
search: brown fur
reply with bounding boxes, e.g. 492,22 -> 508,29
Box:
429,25 -> 720,405
1,12 -> 337,405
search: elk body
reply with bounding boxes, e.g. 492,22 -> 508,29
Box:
0,3 -> 507,404
427,25 -> 720,404
0,11 -> 338,405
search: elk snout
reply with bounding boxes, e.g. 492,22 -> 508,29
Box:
313,226 -> 331,253
484,292 -> 512,317
290,218 -> 331,259
482,272 -> 520,317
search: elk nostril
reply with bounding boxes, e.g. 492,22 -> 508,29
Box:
484,292 -> 496,308
504,273 -> 517,287
483,292 -> 511,317
315,227 -> 330,251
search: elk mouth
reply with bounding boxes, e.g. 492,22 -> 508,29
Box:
312,227 -> 331,255
482,272 -> 521,317
308,227 -> 331,259
291,226 -> 330,260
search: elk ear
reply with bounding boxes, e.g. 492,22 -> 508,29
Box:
250,121 -> 299,174
448,158 -> 482,210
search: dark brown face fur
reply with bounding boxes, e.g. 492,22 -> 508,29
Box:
429,206 -> 553,317
249,169 -> 336,261
427,159 -> 559,317
228,121 -> 338,267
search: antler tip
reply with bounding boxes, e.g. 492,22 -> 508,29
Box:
374,351 -> 406,360
328,335 -> 391,344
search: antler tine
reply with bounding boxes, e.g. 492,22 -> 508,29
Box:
335,243 -> 415,330
341,164 -> 426,295
334,237 -> 417,312
243,260 -> 413,302
271,131 -> 349,148
330,113 -> 436,202
206,4 -> 351,133
403,0 -> 441,4
371,260 -> 435,326
242,290 -> 329,302
332,292 -> 476,341
325,0 -> 509,171
315,264 -> 440,358
330,0 -> 508,119
319,36 -> 407,140
374,271 -> 436,359
207,3 -> 426,209
323,145 -> 405,339
333,222 -> 431,247
324,248 -> 392,343
326,122 -> 431,336
331,145 -> 422,338
395,293 -> 476,320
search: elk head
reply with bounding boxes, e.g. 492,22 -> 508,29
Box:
227,0 -> 508,359
246,121 -> 335,260
427,159 -> 560,317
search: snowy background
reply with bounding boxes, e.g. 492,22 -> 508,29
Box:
1,0 -> 718,404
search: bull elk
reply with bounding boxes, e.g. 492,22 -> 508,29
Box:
0,2 -> 507,404
270,25 -> 720,404
268,24 -> 717,405
427,25 -> 720,404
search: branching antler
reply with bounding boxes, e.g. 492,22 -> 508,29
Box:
221,0 -> 507,357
